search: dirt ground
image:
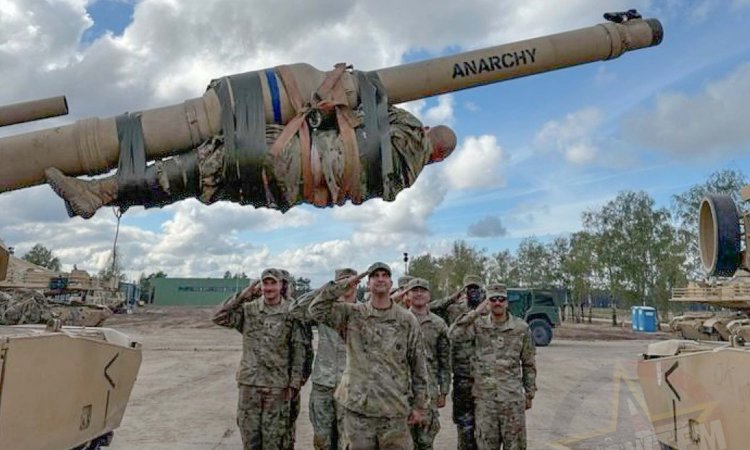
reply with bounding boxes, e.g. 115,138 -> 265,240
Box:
107,307 -> 670,450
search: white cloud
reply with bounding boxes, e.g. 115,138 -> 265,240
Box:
624,62 -> 750,158
333,167 -> 447,235
534,107 -> 603,165
443,135 -> 505,189
0,0 -> 733,286
400,95 -> 455,127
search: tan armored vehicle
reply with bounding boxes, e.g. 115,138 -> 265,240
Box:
0,240 -> 122,326
0,323 -> 142,450
638,189 -> 750,449
0,99 -> 142,450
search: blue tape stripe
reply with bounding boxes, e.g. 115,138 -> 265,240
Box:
265,69 -> 282,124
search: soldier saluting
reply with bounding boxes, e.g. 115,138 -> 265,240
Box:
449,283 -> 536,450
212,268 -> 307,450
309,262 -> 431,450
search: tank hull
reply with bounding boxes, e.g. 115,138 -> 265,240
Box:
637,341 -> 747,450
0,325 -> 141,450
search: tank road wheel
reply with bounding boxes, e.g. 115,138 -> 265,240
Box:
529,319 -> 552,347
699,194 -> 741,277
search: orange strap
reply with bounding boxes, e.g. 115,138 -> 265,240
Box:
271,63 -> 362,205
272,65 -> 314,202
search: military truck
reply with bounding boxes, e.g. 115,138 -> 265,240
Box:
508,287 -> 564,347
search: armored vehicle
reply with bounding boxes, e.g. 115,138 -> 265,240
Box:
0,322 -> 142,450
638,189 -> 750,449
508,287 -> 565,347
0,98 -> 142,450
0,240 -> 123,326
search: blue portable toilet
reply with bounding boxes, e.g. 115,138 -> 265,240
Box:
630,306 -> 640,331
640,306 -> 657,332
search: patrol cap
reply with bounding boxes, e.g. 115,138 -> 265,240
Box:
261,268 -> 280,281
486,283 -> 508,299
366,262 -> 392,277
405,277 -> 430,293
397,275 -> 414,289
463,274 -> 484,289
335,267 -> 357,281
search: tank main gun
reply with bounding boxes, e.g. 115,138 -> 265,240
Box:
0,14 -> 663,194
0,95 -> 68,128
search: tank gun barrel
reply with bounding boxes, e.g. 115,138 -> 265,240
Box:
0,95 -> 68,128
379,18 -> 662,104
0,16 -> 662,193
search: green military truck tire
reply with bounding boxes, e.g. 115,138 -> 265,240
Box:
508,288 -> 564,347
528,318 -> 553,347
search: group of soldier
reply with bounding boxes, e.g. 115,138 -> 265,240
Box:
212,262 -> 537,450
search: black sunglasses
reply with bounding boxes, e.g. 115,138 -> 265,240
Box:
489,297 -> 507,303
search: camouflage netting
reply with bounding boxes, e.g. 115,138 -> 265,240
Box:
0,289 -> 111,326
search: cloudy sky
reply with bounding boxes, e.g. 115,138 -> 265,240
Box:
1,0 -> 749,285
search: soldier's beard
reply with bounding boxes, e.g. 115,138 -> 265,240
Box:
467,291 -> 483,309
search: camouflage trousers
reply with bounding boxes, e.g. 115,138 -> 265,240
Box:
410,407 -> 440,450
309,384 -> 344,450
343,408 -> 413,450
452,377 -> 476,450
475,398 -> 527,450
291,392 -> 301,448
237,385 -> 293,450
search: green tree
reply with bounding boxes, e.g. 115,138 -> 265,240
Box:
436,240 -> 489,292
672,169 -> 747,278
22,243 -> 61,271
294,276 -> 312,297
137,271 -> 167,303
547,237 -> 570,288
99,247 -> 126,281
515,237 -> 550,288
583,191 -> 687,322
564,231 -> 596,322
223,270 -> 232,279
487,249 -> 518,286
408,254 -> 445,298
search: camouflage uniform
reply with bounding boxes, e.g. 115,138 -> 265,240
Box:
449,293 -> 537,450
279,269 -> 315,449
308,266 -> 431,450
309,324 -> 348,450
429,293 -> 468,326
0,289 -> 112,326
213,271 -> 306,450
289,269 -> 355,450
429,275 -> 484,450
410,308 -> 451,449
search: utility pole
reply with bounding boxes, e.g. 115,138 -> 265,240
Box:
403,252 -> 409,275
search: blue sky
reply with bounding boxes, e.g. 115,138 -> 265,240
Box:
1,0 -> 749,285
